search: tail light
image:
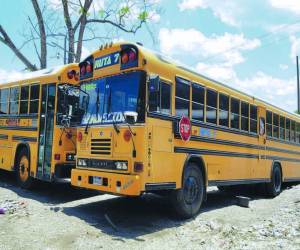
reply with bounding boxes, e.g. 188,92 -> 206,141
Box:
80,66 -> 86,76
86,62 -> 92,73
79,56 -> 94,80
67,70 -> 78,80
134,162 -> 144,172
120,46 -> 138,70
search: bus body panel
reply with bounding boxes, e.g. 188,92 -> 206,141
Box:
71,42 -> 300,197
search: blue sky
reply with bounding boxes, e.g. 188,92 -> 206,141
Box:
1,0 -> 300,112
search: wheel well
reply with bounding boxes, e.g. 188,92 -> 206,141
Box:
184,155 -> 207,186
271,161 -> 282,180
14,143 -> 30,171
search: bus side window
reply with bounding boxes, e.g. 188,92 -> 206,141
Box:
279,116 -> 285,140
291,120 -> 296,142
175,77 -> 190,117
29,84 -> 40,114
230,98 -> 240,130
206,89 -> 217,124
148,80 -> 171,114
192,83 -> 204,122
285,118 -> 290,141
296,122 -> 300,143
219,93 -> 229,127
20,86 -> 29,114
273,113 -> 279,138
250,105 -> 257,134
0,89 -> 9,114
9,87 -> 20,114
241,101 -> 249,132
266,110 -> 272,137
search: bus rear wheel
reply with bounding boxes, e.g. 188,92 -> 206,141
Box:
170,163 -> 204,219
265,164 -> 282,197
15,148 -> 33,189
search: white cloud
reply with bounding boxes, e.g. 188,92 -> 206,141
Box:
269,0 -> 300,15
159,28 -> 260,66
195,63 -> 297,111
0,69 -> 27,83
268,23 -> 300,36
178,0 -> 241,26
159,27 -> 296,112
279,64 -> 289,71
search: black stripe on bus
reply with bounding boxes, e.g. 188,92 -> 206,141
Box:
12,136 -> 37,142
0,134 -> 8,140
262,155 -> 300,163
174,147 -> 300,163
284,177 -> 300,182
0,126 -> 38,131
208,178 -> 269,186
266,136 -> 300,147
186,135 -> 262,150
174,147 -> 259,159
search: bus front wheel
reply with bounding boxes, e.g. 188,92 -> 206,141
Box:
265,164 -> 282,197
170,163 -> 204,219
15,148 -> 34,189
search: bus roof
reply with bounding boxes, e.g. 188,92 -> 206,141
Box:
0,63 -> 78,87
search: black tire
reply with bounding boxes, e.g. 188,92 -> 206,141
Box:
170,164 -> 205,219
15,148 -> 34,189
265,164 -> 282,197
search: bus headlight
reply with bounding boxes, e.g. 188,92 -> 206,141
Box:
77,159 -> 88,167
115,161 -> 128,170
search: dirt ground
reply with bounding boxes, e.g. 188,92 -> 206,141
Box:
0,170 -> 299,250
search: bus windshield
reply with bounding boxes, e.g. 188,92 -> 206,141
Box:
79,71 -> 145,125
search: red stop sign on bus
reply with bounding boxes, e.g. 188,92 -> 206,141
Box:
179,116 -> 191,142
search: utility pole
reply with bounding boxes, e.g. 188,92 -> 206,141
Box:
297,56 -> 300,113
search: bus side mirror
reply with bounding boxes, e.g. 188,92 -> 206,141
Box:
124,111 -> 138,124
149,75 -> 160,92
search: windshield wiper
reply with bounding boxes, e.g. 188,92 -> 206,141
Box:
107,87 -> 120,134
84,87 -> 100,134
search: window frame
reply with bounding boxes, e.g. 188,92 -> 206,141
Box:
218,92 -> 229,128
205,88 -> 217,125
175,77 -> 190,118
191,83 -> 205,122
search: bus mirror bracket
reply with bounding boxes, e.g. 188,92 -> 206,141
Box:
124,111 -> 138,124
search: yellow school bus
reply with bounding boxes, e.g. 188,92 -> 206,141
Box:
0,64 -> 81,188
71,42 -> 300,218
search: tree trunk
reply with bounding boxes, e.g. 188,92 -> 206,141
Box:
31,0 -> 47,69
62,0 -> 75,63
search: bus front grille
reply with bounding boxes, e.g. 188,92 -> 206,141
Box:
91,139 -> 112,155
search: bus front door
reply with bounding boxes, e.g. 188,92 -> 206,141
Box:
37,84 -> 56,180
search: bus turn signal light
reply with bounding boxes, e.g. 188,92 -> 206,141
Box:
123,130 -> 132,142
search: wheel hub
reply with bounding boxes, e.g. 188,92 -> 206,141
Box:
184,177 -> 199,204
